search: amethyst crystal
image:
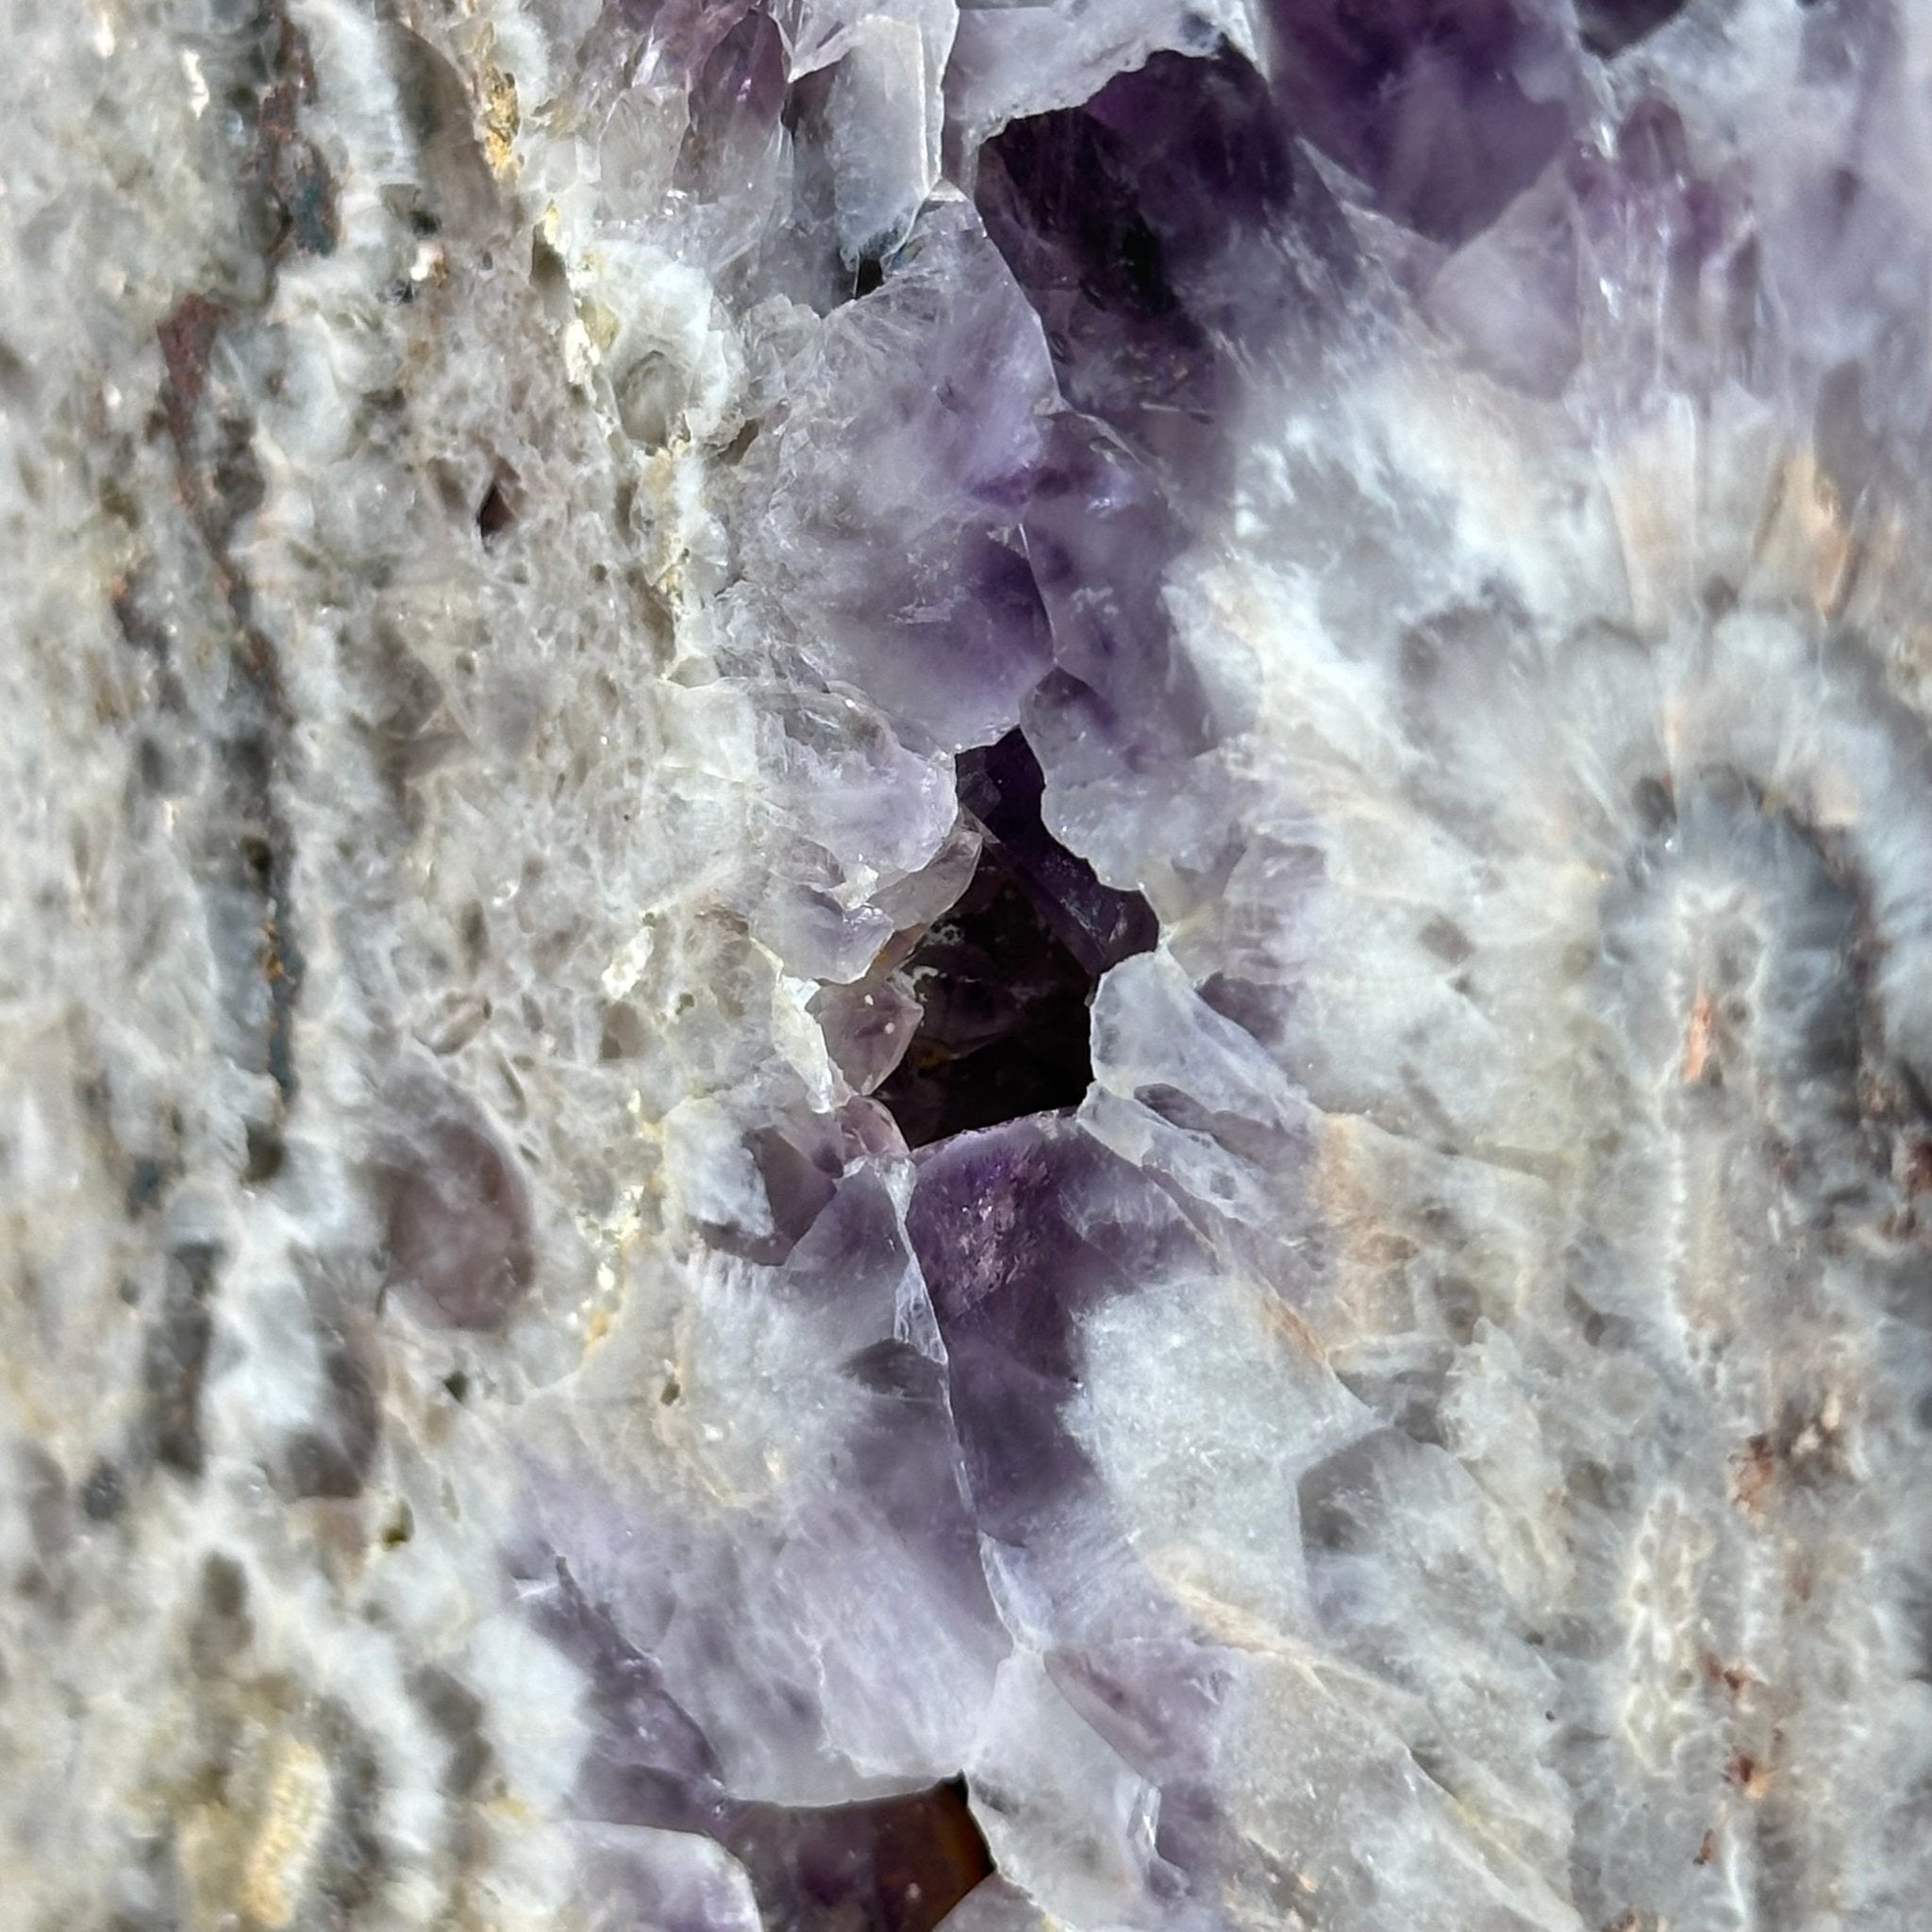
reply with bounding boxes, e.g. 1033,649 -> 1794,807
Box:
1263,0 -> 1580,242
14,3 -> 1932,1932
375,1065 -> 536,1331
973,47 -> 1304,440
740,197 -> 1058,749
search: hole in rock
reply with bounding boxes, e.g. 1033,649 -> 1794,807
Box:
724,1776 -> 993,1932
243,1119 -> 285,1183
81,1459 -> 125,1523
1576,0 -> 1690,58
874,729 -> 1156,1147
870,858 -> 1097,1143
475,467 -> 519,545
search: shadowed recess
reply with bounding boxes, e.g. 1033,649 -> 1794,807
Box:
724,1779 -> 994,1932
876,729 -> 1156,1147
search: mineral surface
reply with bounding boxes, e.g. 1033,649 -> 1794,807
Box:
4,2 -> 1931,1930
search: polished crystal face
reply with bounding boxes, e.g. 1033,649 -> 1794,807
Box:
6,2 -> 1932,1930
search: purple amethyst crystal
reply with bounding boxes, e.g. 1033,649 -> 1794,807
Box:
375,1069 -> 535,1331
29,4 -> 1932,1931
905,1114 -> 1213,1647
1263,0 -> 1579,242
619,0 -> 760,84
974,40 -> 1356,486
675,10 -> 790,202
973,49 -> 1300,436
1017,416 -> 1223,765
742,199 -> 1058,749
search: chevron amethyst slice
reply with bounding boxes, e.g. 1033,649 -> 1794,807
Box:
9,3 -> 1932,1932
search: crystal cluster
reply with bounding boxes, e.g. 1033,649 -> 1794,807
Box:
4,2 -> 1932,1930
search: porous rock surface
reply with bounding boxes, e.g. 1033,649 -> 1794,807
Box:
3,3 -> 1931,1930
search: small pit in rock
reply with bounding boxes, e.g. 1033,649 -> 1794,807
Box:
475,466 -> 519,545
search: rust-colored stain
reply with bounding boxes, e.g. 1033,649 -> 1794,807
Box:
1904,1138 -> 1932,1198
157,293 -> 229,451
1733,1433 -> 1775,1510
1701,1653 -> 1752,1697
1681,990 -> 1718,1085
